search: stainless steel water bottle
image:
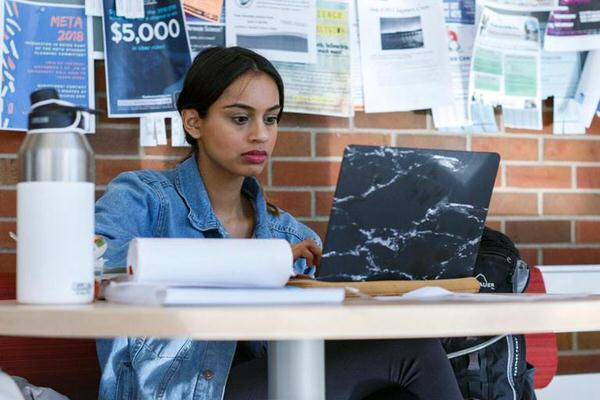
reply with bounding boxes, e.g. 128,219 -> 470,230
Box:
17,88 -> 95,304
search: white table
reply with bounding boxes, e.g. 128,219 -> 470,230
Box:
1,295 -> 600,399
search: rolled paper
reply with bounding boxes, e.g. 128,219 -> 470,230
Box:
127,238 -> 294,288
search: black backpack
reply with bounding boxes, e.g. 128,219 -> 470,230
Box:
441,227 -> 537,400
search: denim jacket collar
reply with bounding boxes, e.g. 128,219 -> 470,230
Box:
175,156 -> 270,237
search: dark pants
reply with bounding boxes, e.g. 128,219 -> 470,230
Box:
224,339 -> 463,400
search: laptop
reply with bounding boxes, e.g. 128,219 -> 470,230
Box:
318,145 -> 500,281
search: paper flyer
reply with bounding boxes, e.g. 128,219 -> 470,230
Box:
350,0 -> 363,110
432,0 -> 477,128
185,1 -> 225,58
357,0 -> 454,113
274,0 -> 352,117
545,0 -> 600,52
469,8 -> 542,129
0,0 -> 94,131
481,0 -> 559,11
574,49 -> 600,128
226,0 -> 317,64
102,0 -> 192,116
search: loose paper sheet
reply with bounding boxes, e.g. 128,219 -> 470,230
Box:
357,0 -> 454,112
274,0 -> 352,117
469,8 -> 542,130
226,0 -> 317,63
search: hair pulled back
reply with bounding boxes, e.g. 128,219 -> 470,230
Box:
176,46 -> 284,151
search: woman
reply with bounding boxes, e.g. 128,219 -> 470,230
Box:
95,46 -> 463,400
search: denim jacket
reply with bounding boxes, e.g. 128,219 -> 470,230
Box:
95,156 -> 321,400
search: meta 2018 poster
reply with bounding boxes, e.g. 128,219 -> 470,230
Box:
0,0 -> 94,131
103,0 -> 192,117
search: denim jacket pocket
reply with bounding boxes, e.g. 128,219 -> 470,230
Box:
132,338 -> 200,399
141,338 -> 193,359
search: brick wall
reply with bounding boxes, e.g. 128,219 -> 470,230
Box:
1,60 -> 600,373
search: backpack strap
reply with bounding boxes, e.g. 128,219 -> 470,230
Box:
447,335 -> 506,359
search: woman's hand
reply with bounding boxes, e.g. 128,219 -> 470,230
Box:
291,239 -> 322,277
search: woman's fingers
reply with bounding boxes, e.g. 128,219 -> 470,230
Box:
291,240 -> 322,268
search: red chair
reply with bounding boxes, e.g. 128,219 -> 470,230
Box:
0,273 -> 100,399
525,266 -> 559,389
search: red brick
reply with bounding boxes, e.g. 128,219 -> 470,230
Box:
396,134 -> 466,150
543,248 -> 600,265
264,191 -> 311,218
95,60 -> 106,92
0,252 -> 15,273
505,221 -> 571,244
315,191 -> 334,216
0,221 -> 16,249
0,131 -> 25,153
95,189 -> 105,202
143,145 -> 191,158
354,111 -> 427,130
506,166 -> 571,188
280,113 -> 349,129
505,111 -> 553,134
488,193 -> 538,216
558,354 -> 600,375
316,133 -> 390,157
544,193 -> 600,215
96,159 -> 176,185
88,126 -> 139,155
586,114 -> 600,135
556,333 -> 573,351
472,137 -> 538,161
494,170 -> 502,188
518,248 -> 538,267
301,220 -> 328,242
0,158 -> 18,185
96,96 -> 138,125
272,161 -> 340,187
577,332 -> 600,350
0,272 -> 15,299
577,167 -> 600,188
576,221 -> 600,243
0,191 -> 16,217
272,131 -> 311,157
484,220 -> 502,231
545,139 -> 600,162
257,167 -> 269,187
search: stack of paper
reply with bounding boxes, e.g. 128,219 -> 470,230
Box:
104,238 -> 345,306
105,282 -> 345,306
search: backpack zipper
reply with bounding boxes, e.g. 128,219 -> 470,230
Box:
506,336 -> 517,400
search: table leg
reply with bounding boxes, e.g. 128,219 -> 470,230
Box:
267,339 -> 325,400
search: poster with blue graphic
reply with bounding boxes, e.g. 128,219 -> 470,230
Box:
0,0 -> 94,131
103,0 -> 192,116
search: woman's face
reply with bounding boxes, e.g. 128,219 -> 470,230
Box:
183,71 -> 280,179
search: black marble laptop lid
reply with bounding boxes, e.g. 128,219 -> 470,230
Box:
318,145 -> 500,281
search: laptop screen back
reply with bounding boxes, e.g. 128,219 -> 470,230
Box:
318,145 -> 500,281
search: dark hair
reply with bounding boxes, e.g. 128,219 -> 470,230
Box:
176,46 -> 285,150
177,46 -> 283,216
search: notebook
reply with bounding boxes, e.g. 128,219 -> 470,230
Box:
318,145 -> 500,282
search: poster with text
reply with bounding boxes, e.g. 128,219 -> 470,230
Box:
103,0 -> 192,116
274,0 -> 352,117
0,0 -> 94,131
